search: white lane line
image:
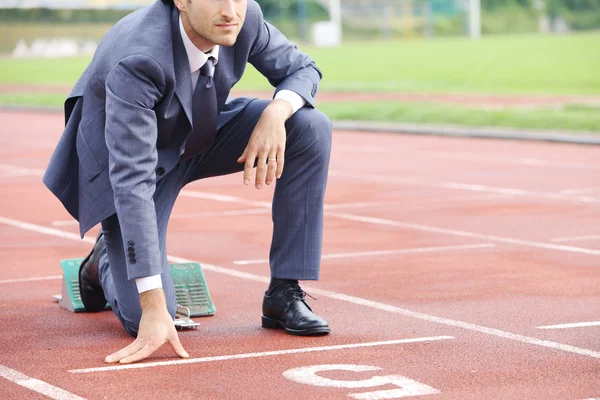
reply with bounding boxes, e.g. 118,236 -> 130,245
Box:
428,153 -> 600,171
438,183 -> 596,204
334,146 -> 600,171
551,235 -> 600,243
172,191 -> 600,256
0,364 -> 85,400
3,217 -> 600,360
0,216 -> 96,245
69,336 -> 454,374
234,243 -> 495,265
560,188 -> 600,195
170,256 -> 600,360
537,321 -> 600,330
51,208 -> 271,225
50,220 -> 79,226
323,194 -> 510,210
0,164 -> 46,177
2,161 -> 597,204
50,195 -> 507,225
324,201 -> 401,210
0,172 -> 30,179
401,193 -> 511,204
328,170 -> 599,204
180,192 -> 454,211
180,190 -> 271,208
173,208 -> 269,219
327,212 -> 600,256
0,275 -> 62,284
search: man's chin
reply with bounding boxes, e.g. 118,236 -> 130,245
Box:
213,35 -> 239,47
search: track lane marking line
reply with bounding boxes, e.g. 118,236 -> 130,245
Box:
550,235 -> 600,243
327,170 -> 599,204
180,190 -> 600,256
0,216 -> 95,244
560,188 -> 600,195
69,336 -> 454,374
4,165 -> 596,254
2,216 -> 600,361
0,164 -> 46,176
1,158 -> 598,202
234,243 -> 495,265
50,220 -> 80,226
0,275 -> 62,284
50,195 -> 508,226
51,208 -> 271,226
333,146 -> 600,171
180,190 -> 271,207
0,364 -> 85,400
537,321 -> 600,330
327,211 -> 600,256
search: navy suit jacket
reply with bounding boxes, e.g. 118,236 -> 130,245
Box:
42,0 -> 321,279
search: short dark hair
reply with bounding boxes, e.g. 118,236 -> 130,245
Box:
161,0 -> 174,5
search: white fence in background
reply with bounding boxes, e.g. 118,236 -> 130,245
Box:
12,38 -> 97,58
0,0 -> 154,8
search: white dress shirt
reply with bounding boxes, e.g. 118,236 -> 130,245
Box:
180,16 -> 220,87
135,16 -> 307,294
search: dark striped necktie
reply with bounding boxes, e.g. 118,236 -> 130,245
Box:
182,56 -> 217,160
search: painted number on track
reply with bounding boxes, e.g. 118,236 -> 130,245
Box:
283,364 -> 439,399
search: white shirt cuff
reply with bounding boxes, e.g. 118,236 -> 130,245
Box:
274,90 -> 306,115
135,274 -> 163,293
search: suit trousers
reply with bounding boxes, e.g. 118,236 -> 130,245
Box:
97,99 -> 332,337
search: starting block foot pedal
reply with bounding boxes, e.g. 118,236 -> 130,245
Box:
54,260 -> 216,320
174,305 -> 200,330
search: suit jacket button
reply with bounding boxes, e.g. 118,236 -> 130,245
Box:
156,167 -> 165,176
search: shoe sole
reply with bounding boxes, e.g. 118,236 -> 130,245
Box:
78,235 -> 107,313
261,315 -> 331,336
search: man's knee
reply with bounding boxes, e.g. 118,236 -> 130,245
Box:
286,107 -> 332,160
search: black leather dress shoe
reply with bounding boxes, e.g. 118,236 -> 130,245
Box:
262,283 -> 330,336
78,232 -> 107,312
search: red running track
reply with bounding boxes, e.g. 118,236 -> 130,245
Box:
0,110 -> 599,399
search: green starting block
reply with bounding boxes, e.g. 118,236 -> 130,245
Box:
54,259 -> 215,329
170,262 -> 216,317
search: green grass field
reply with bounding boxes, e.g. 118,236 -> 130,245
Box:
1,32 -> 599,132
2,92 -> 599,132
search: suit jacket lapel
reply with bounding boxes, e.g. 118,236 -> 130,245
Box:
171,7 -> 193,127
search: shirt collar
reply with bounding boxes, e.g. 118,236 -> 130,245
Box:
179,15 -> 219,73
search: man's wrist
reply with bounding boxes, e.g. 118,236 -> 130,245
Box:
264,99 -> 293,121
139,288 -> 166,311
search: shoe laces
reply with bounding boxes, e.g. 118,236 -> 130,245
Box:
287,284 -> 317,302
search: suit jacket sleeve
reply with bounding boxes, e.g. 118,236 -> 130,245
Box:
104,54 -> 166,280
247,1 -> 321,108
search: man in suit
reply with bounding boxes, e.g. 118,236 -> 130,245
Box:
43,0 -> 332,364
